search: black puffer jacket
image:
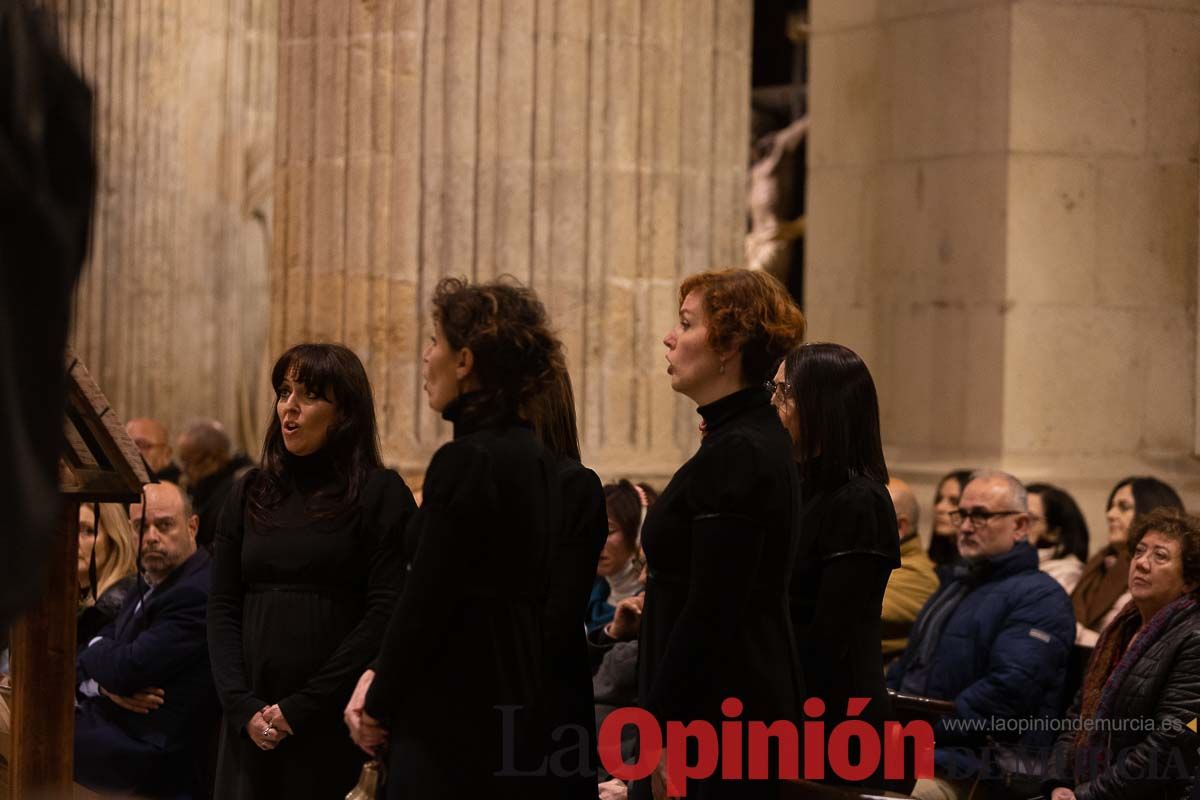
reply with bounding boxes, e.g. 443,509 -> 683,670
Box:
1044,603 -> 1200,800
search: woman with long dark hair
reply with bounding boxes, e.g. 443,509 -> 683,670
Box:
772,343 -> 902,791
208,343 -> 416,798
1071,476 -> 1184,646
344,277 -> 570,798
927,469 -> 974,570
1025,483 -> 1089,594
636,268 -> 805,799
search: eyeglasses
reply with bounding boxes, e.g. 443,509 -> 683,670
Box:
763,379 -> 791,401
949,508 -> 1025,530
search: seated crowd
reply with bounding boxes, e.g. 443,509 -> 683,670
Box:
7,272 -> 1200,800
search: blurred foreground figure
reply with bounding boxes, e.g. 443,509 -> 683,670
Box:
0,0 -> 96,625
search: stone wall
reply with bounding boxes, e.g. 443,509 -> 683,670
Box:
807,0 -> 1200,545
49,0 -> 277,452
272,0 -> 752,483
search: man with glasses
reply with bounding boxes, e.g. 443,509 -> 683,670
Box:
886,470 -> 1075,800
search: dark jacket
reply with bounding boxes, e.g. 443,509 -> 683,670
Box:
886,542 -> 1074,775
74,549 -> 215,797
791,474 -> 900,788
1044,604 -> 1200,800
365,400 -> 565,798
189,453 -> 252,550
634,387 -> 802,800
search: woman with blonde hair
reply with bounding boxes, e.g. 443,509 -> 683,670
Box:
77,501 -> 139,646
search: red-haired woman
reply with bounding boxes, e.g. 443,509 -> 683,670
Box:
636,268 -> 806,800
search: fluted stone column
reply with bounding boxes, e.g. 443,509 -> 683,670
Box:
807,0 -> 1200,543
49,0 -> 277,451
273,0 -> 752,481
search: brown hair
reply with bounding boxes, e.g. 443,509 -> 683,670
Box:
1128,507 -> 1200,587
433,276 -> 559,424
526,352 -> 580,460
678,268 -> 806,384
603,479 -> 658,552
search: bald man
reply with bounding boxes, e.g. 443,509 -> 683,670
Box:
881,478 -> 939,657
74,482 -> 214,797
126,417 -> 181,483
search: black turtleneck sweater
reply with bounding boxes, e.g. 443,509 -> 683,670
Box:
207,450 -> 415,799
364,395 -> 569,797
634,387 -> 802,800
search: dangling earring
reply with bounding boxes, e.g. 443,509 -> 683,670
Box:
719,361 -> 726,375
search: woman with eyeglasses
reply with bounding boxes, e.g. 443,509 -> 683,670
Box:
771,343 -> 903,792
634,268 -> 805,800
1071,476 -> 1184,647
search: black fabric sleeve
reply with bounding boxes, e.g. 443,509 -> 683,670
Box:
364,441 -> 495,721
206,474 -> 268,733
276,469 -> 415,731
644,435 -> 765,721
805,552 -> 896,696
544,465 -> 607,662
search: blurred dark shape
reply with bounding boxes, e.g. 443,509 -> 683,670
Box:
0,0 -> 96,626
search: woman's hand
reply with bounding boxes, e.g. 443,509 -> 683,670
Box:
599,778 -> 628,800
261,704 -> 294,736
608,596 -> 645,640
1051,789 -> 1076,800
247,709 -> 280,751
344,669 -> 389,756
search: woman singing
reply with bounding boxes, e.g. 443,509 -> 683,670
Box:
636,268 -> 805,799
208,343 -> 416,798
345,278 -> 568,799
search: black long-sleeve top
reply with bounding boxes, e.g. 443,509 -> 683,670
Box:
635,387 -> 802,797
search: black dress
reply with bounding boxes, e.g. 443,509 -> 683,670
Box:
207,456 -> 415,799
634,387 -> 803,800
364,398 -> 565,799
790,473 -> 902,790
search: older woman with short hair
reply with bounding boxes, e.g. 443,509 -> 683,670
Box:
1045,507 -> 1200,800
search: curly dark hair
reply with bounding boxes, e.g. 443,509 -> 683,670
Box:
678,269 -> 806,385
1128,507 -> 1200,588
433,276 -> 559,425
248,343 -> 382,526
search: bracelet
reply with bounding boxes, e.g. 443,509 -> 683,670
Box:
604,622 -> 617,639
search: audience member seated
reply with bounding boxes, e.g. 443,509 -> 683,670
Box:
176,419 -> 253,550
882,478 -> 939,659
926,469 -> 974,574
886,470 -> 1074,800
1026,483 -> 1089,595
74,481 -> 215,798
585,479 -> 654,634
77,502 -> 139,647
127,417 -> 182,483
1072,476 -> 1184,647
1045,508 -> 1200,800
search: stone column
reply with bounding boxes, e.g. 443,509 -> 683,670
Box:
807,0 -> 1200,543
49,0 -> 277,452
272,0 -> 752,481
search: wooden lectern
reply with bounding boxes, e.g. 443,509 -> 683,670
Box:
2,350 -> 147,798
